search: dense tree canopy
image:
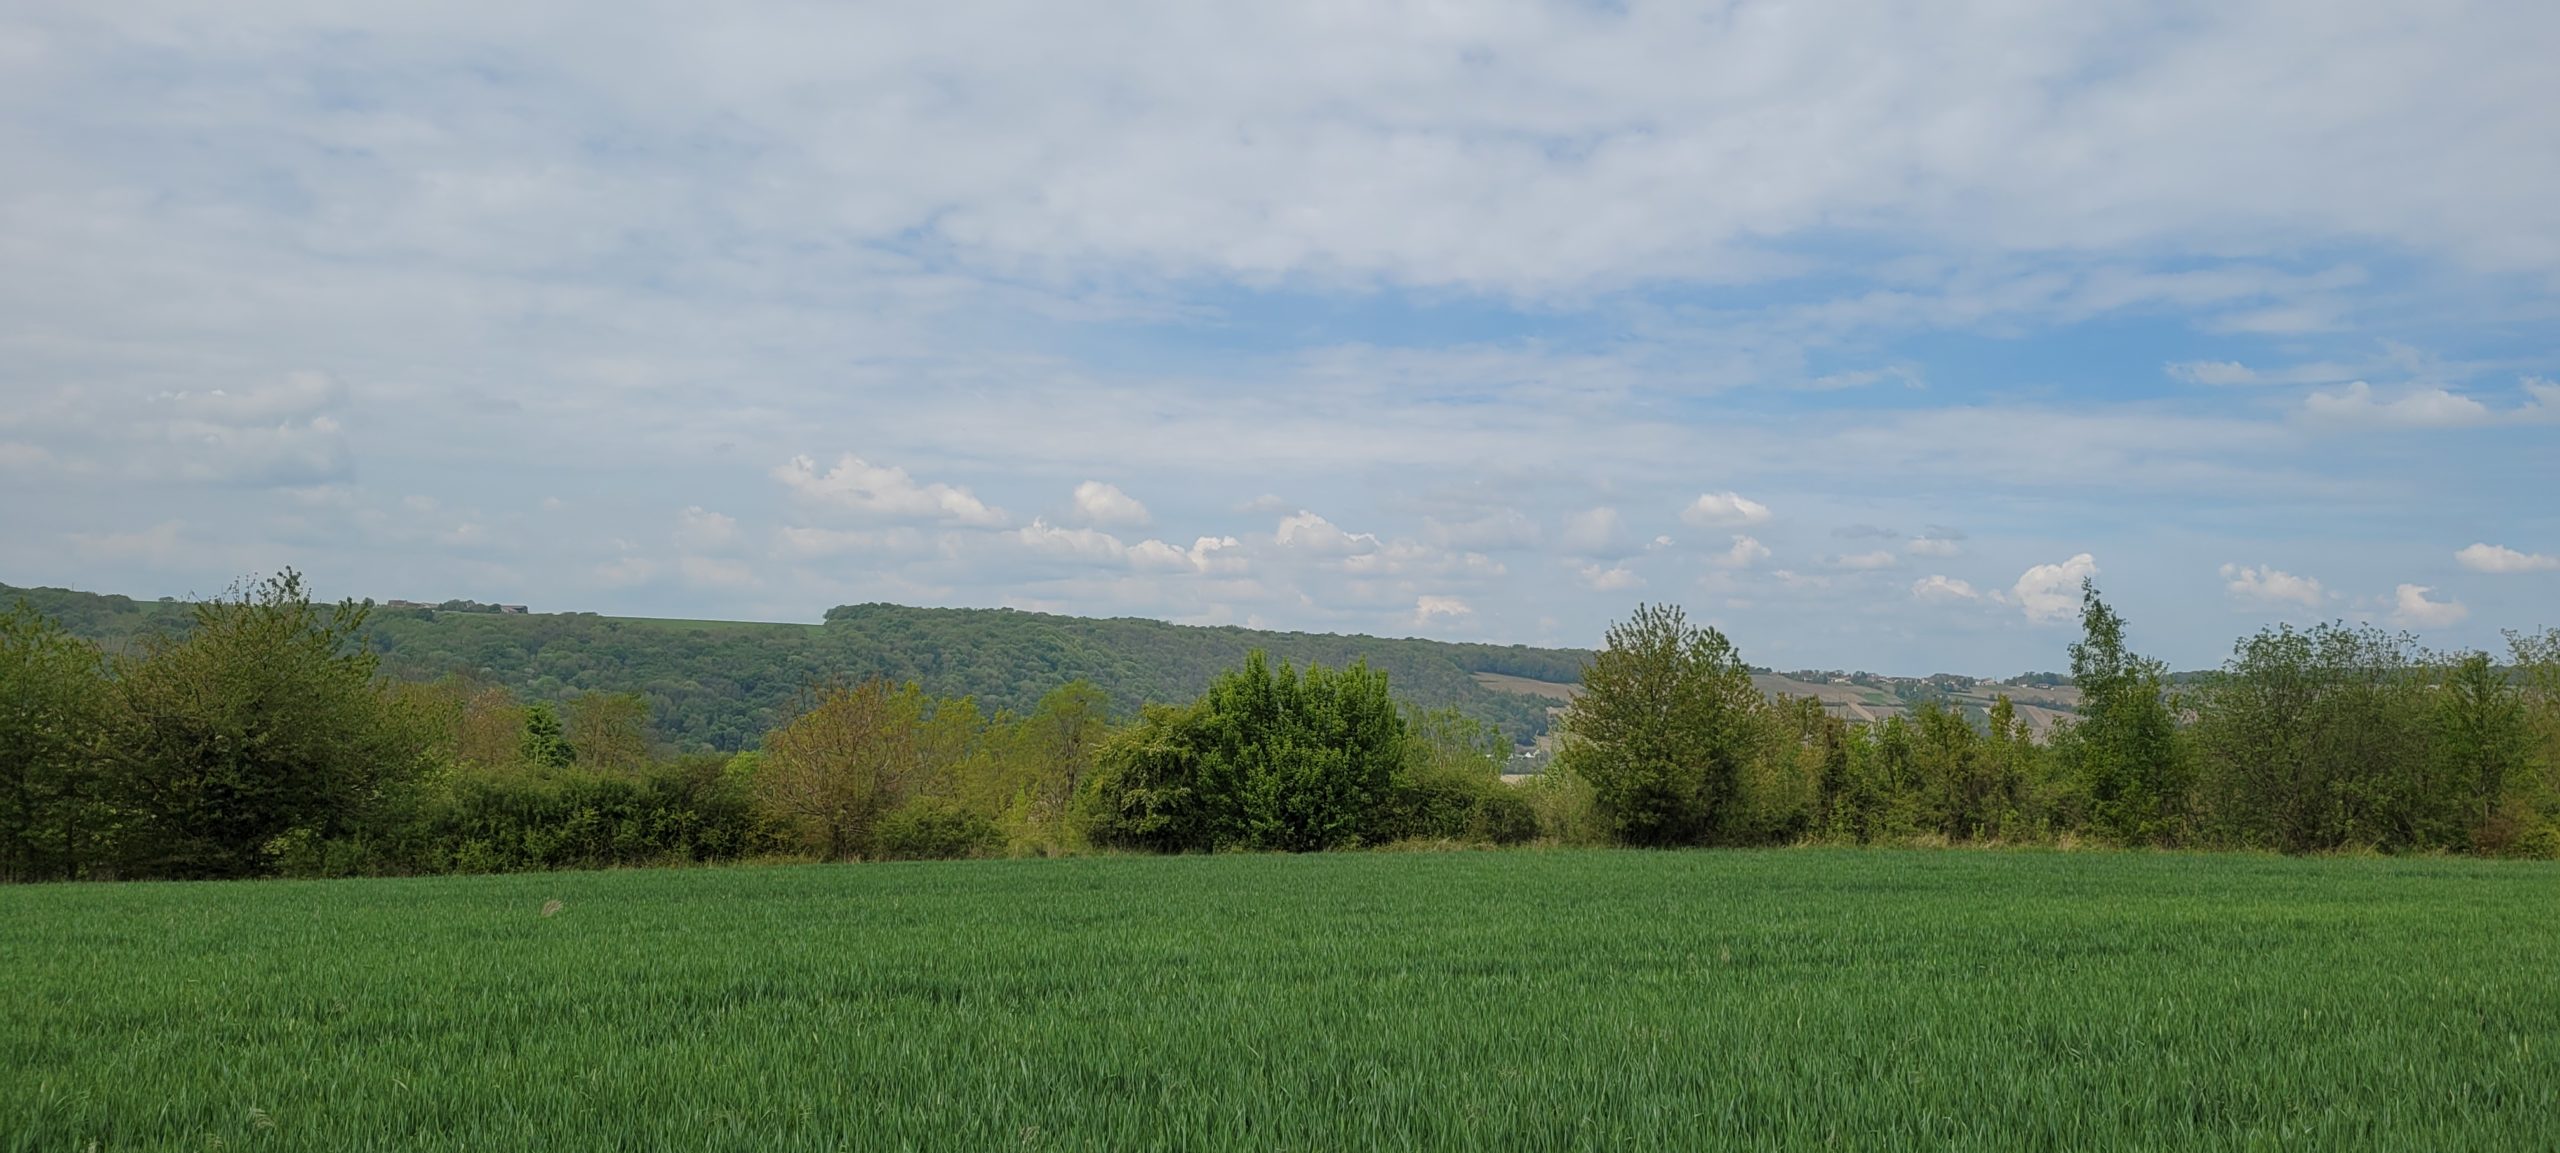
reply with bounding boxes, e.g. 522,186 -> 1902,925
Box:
4,571 -> 2558,881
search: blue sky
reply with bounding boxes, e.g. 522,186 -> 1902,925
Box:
2,1 -> 2555,674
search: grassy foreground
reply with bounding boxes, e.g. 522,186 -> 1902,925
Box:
4,850 -> 2556,1151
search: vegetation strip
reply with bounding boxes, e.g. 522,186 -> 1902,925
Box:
5,849 -> 2556,1150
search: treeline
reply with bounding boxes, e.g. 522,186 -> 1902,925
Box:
0,575 -> 1530,881
7,573 -> 2557,883
1,583 -> 1585,749
1557,590 -> 2560,857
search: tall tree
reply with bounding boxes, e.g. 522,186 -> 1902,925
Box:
106,572 -> 431,879
2060,581 -> 2187,846
1559,603 -> 1765,846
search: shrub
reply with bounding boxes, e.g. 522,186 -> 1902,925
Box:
876,798 -> 1002,860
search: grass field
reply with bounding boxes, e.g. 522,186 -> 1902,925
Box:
6,849 -> 2557,1150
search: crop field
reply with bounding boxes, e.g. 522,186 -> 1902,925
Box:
6,850 -> 2557,1151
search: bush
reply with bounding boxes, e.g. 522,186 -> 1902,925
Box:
1468,785 -> 1539,846
876,798 -> 1002,860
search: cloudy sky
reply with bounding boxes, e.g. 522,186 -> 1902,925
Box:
3,1 -> 2555,673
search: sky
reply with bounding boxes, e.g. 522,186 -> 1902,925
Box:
2,1 -> 2556,675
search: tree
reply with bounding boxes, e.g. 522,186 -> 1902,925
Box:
1558,603 -> 1765,846
105,571 -> 433,879
0,603 -> 111,880
2059,581 -> 2187,846
2435,650 -> 2532,850
520,703 -> 575,769
567,692 -> 654,774
1082,652 -> 1407,852
756,678 -> 958,859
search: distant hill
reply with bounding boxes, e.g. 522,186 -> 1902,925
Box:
4,581 -> 2086,751
1,583 -> 1588,751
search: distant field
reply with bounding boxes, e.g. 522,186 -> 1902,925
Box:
7,850 -> 2556,1150
1476,668 -> 2081,735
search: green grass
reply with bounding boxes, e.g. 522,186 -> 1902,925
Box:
5,849 -> 2556,1150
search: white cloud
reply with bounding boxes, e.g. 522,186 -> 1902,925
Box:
774,453 -> 1007,526
1831,550 -> 1899,570
1682,491 -> 1773,528
1911,575 -> 1981,603
1016,518 -> 1128,563
1071,480 -> 1151,527
2012,553 -> 2098,624
2220,563 -> 2324,608
1714,535 -> 1771,570
2391,584 -> 2469,628
1130,535 -> 1245,574
1906,535 -> 1962,557
1273,510 -> 1378,555
2300,382 -> 2494,429
1576,562 -> 1645,592
1411,596 -> 1474,627
2456,542 -> 2559,574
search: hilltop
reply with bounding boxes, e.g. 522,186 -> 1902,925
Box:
2,581 -> 2083,751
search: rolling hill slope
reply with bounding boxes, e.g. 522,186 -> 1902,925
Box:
4,581 -> 2084,751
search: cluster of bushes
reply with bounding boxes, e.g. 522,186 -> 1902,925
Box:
8,569 -> 2559,884
1554,591 -> 2560,857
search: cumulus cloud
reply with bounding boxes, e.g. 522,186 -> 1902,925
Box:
1071,481 -> 1151,527
2456,542 -> 2559,573
1911,575 -> 1981,602
1713,535 -> 1771,570
2012,553 -> 2098,623
774,453 -> 1006,526
1830,550 -> 1899,570
1274,510 -> 1379,555
1411,596 -> 1474,627
2220,563 -> 2324,608
1907,537 -> 1962,557
1016,518 -> 1128,563
2391,584 -> 2469,628
1682,491 -> 1773,528
1130,534 -> 1246,574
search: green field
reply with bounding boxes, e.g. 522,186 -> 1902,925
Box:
6,850 -> 2557,1150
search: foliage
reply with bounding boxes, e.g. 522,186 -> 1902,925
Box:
0,604 -> 111,881
102,572 -> 436,879
2055,580 -> 2189,845
16,582 -> 1590,750
1084,652 -> 1409,852
874,797 -> 1004,860
1557,603 -> 1767,845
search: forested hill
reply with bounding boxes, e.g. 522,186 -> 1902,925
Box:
2,583 -> 1587,751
